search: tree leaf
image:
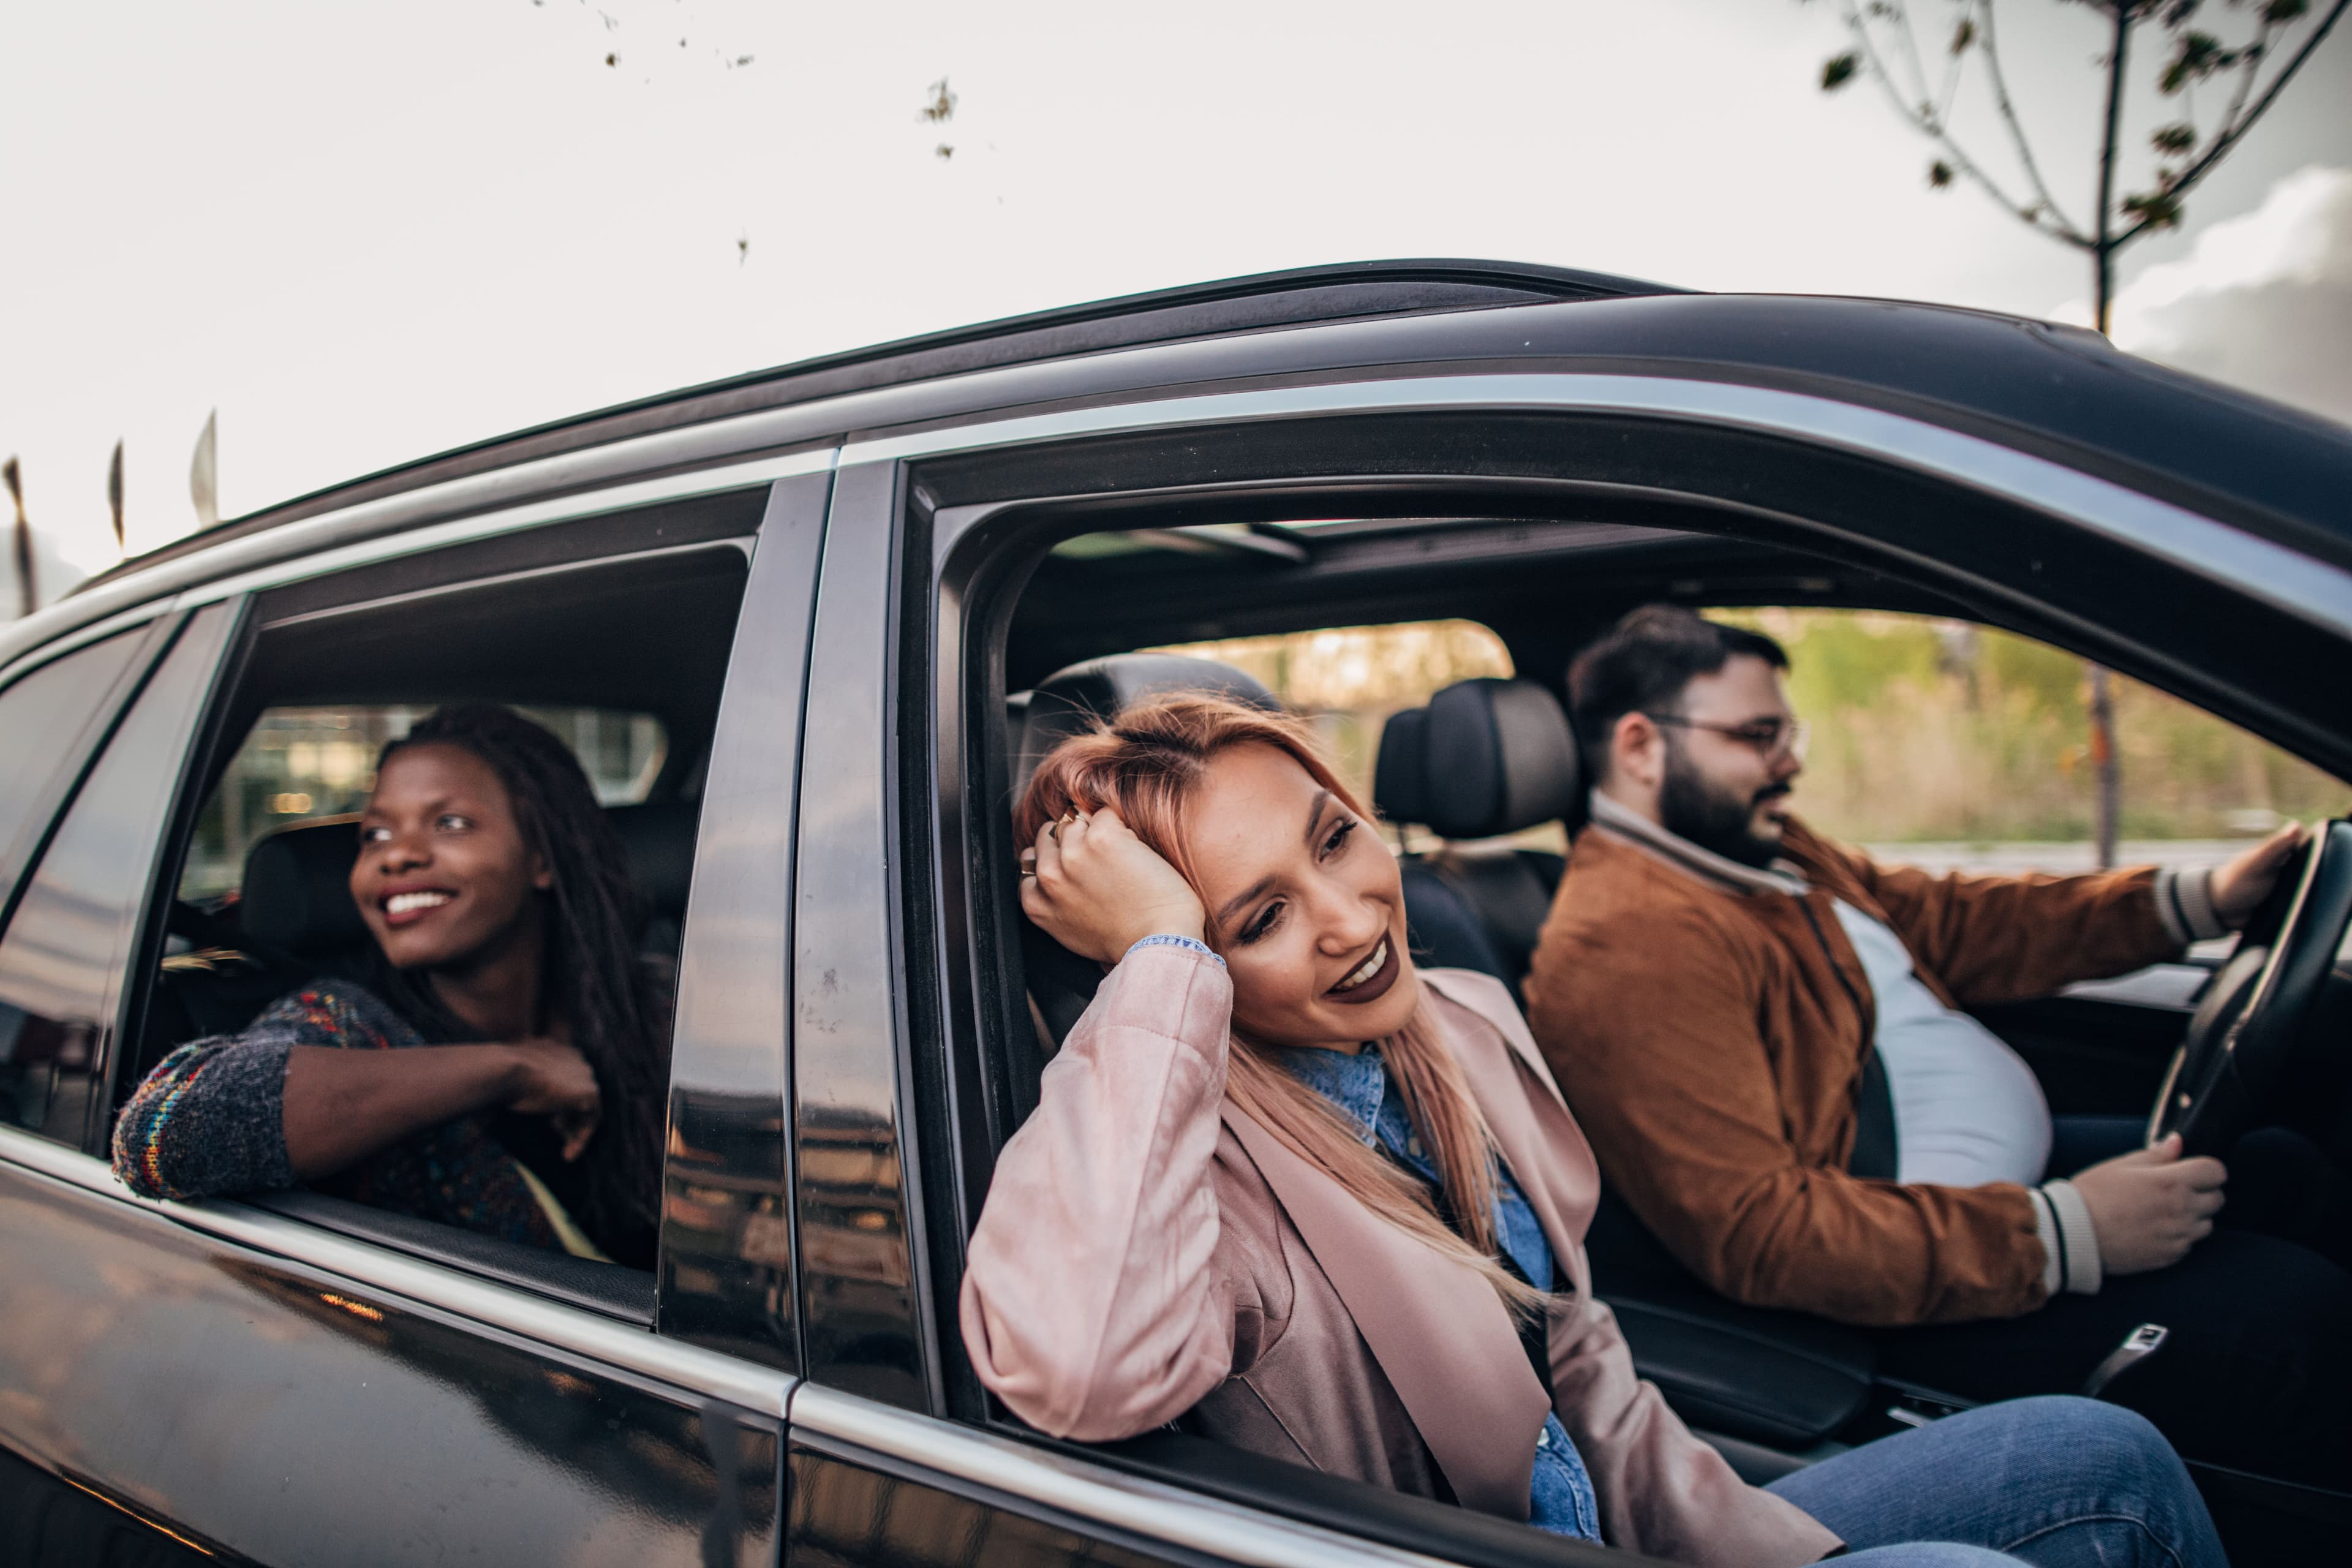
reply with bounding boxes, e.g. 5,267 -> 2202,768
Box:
1929,159 -> 1954,188
1951,18 -> 1975,53
2264,1 -> 2310,23
2122,189 -> 2186,230
2150,121 -> 2197,154
2160,31 -> 2226,94
1822,51 -> 1861,91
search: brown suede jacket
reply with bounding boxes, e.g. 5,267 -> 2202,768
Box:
1524,809 -> 2185,1327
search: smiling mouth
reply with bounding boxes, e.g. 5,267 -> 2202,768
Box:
381,890 -> 456,927
1325,936 -> 1402,1005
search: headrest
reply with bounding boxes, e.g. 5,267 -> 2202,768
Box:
1014,654 -> 1280,798
1374,677 -> 1584,840
241,818 -> 369,954
239,801 -> 700,956
1371,707 -> 1430,826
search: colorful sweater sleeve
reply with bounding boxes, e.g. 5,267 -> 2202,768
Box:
111,986 -> 394,1202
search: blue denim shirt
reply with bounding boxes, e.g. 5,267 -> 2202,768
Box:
1281,1044 -> 1602,1542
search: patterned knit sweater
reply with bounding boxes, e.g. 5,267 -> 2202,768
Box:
113,982 -> 568,1256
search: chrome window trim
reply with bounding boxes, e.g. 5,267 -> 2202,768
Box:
180,447 -> 832,609
789,1383 -> 1457,1568
0,1126 -> 794,1417
0,442 -> 839,672
0,602 -> 172,694
853,372 -> 2352,636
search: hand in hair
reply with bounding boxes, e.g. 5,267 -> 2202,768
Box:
1021,808 -> 1206,964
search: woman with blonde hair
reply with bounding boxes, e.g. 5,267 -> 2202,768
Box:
961,694 -> 2225,1568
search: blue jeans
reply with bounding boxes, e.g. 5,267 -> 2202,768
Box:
1765,1396 -> 2226,1568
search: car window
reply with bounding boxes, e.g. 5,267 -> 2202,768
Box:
179,704 -> 665,904
1147,619 -> 1513,823
116,535 -> 748,1299
0,628 -> 151,907
1719,607 -> 2352,884
0,608 -> 234,1148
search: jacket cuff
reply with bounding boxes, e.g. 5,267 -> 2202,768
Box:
2153,866 -> 2228,946
2035,1181 -> 2103,1295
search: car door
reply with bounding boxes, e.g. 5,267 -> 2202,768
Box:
0,460 -> 831,1566
779,316 -> 2352,1565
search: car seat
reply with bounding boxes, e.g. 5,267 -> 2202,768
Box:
1373,677 -> 1585,1005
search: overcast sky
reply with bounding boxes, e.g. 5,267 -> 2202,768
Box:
3,1 -> 2348,602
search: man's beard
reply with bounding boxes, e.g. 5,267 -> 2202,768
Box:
1659,741 -> 1789,869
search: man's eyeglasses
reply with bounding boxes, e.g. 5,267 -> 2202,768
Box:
1644,713 -> 1809,764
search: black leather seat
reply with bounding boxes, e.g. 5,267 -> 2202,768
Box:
1008,654 -> 1281,1046
1373,678 -> 1585,1005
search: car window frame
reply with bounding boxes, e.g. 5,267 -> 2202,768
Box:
77,483 -> 785,1329
878,458 -> 1645,1568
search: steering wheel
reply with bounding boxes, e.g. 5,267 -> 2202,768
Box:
2149,819 -> 2352,1158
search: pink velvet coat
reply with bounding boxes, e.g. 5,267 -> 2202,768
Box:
960,944 -> 1840,1568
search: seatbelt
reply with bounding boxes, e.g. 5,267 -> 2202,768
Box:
1849,1046 -> 1901,1182
1797,898 -> 1901,1181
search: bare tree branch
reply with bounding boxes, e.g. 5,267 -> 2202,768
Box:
1887,0 -> 1939,117
1977,0 -> 2087,241
1845,4 -> 2090,246
2116,0 -> 2350,244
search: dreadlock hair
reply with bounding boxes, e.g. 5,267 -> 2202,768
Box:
369,704 -> 667,1247
1017,693 -> 1548,1321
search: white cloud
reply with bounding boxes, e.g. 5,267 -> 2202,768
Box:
2097,165 -> 2352,429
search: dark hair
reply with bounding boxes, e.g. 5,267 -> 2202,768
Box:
370,705 -> 667,1246
1567,605 -> 1789,781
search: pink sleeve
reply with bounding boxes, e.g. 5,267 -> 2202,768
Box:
959,944 -> 1242,1441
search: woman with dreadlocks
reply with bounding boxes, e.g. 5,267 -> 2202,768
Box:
114,705 -> 669,1268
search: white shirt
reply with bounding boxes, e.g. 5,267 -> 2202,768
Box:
1831,898 -> 2052,1188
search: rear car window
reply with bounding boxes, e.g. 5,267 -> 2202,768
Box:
179,705 -> 665,904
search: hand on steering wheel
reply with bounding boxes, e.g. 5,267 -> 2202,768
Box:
2152,820 -> 2350,1158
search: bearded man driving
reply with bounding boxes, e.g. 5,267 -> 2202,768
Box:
1525,604 -> 2352,1488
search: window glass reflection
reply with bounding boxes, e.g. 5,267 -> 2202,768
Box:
0,607 -> 232,1146
0,630 -> 146,899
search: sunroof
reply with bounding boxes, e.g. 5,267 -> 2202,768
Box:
1047,517 -> 1506,561
1048,523 -> 1308,563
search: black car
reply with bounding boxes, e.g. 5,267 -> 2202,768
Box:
2,260 -> 2348,1567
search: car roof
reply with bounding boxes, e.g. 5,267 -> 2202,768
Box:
40,258 -> 2352,638
75,259 -> 1680,594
